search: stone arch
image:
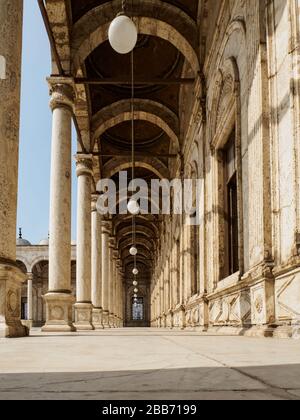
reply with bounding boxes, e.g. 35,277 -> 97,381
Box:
103,157 -> 170,180
71,0 -> 200,74
208,19 -> 246,148
16,259 -> 28,274
205,18 -> 245,286
124,255 -> 151,268
92,99 -> 180,152
117,226 -> 156,242
120,241 -> 155,258
119,236 -> 154,252
113,214 -> 160,237
29,257 -> 49,273
113,193 -> 160,215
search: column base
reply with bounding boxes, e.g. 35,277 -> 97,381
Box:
173,305 -> 186,330
272,322 -> 300,339
109,313 -> 116,328
74,303 -> 94,331
162,313 -> 167,328
0,263 -> 29,338
102,310 -> 110,328
167,310 -> 174,329
42,292 -> 75,333
244,324 -> 277,338
92,307 -> 104,330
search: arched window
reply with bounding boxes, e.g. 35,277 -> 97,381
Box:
191,221 -> 200,295
223,130 -> 239,276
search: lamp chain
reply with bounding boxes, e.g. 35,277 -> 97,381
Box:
131,49 -> 136,267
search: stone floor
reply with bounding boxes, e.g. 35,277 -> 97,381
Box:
0,328 -> 300,400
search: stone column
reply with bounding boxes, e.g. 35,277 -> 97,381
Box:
120,269 -> 124,326
0,0 -> 27,338
74,155 -> 94,331
27,273 -> 33,323
101,222 -> 110,327
115,259 -> 121,327
108,238 -> 115,327
42,79 -> 75,332
113,250 -> 119,327
91,195 -> 103,329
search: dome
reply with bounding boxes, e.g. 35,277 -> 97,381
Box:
16,229 -> 31,246
39,238 -> 49,246
71,240 -> 76,246
17,237 -> 31,246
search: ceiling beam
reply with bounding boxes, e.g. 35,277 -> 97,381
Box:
38,0 -> 64,76
75,77 -> 195,86
92,152 -> 178,159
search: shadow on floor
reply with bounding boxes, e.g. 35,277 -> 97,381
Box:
0,364 -> 300,400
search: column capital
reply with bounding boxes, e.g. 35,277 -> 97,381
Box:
113,250 -> 119,260
109,236 -> 116,249
101,220 -> 112,234
27,272 -> 33,281
91,194 -> 99,212
48,77 -> 75,112
75,154 -> 93,177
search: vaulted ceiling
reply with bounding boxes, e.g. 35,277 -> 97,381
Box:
46,0 -> 202,284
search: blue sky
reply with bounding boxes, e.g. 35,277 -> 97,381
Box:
17,0 -> 77,244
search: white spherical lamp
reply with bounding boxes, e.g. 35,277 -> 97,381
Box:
132,268 -> 139,276
129,246 -> 138,256
108,14 -> 138,55
134,294 -> 138,298
127,198 -> 140,215
134,288 -> 138,294
133,280 -> 138,287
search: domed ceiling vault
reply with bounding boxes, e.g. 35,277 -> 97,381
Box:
42,0 -> 201,285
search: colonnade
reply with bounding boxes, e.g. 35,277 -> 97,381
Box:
41,81 -> 124,331
0,1 -> 124,336
151,219 -> 198,330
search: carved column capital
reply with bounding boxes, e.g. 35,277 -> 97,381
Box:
75,154 -> 93,178
48,77 -> 75,112
101,221 -> 112,235
91,194 -> 99,212
109,236 -> 116,249
113,250 -> 119,260
27,272 -> 33,282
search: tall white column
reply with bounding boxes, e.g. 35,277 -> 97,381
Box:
101,222 -> 110,327
42,79 -> 75,332
0,0 -> 27,338
91,195 -> 103,329
74,154 -> 94,331
108,238 -> 116,327
119,268 -> 124,326
27,273 -> 33,322
113,251 -> 119,327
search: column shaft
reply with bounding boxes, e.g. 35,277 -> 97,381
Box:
74,155 -> 93,331
0,0 -> 27,338
101,223 -> 110,327
27,273 -> 33,322
91,196 -> 103,329
108,241 -> 115,327
43,80 -> 75,333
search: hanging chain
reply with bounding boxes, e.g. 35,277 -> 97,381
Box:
122,0 -> 126,13
131,49 -> 136,260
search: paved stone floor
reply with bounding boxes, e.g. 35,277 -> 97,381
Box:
0,328 -> 300,400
